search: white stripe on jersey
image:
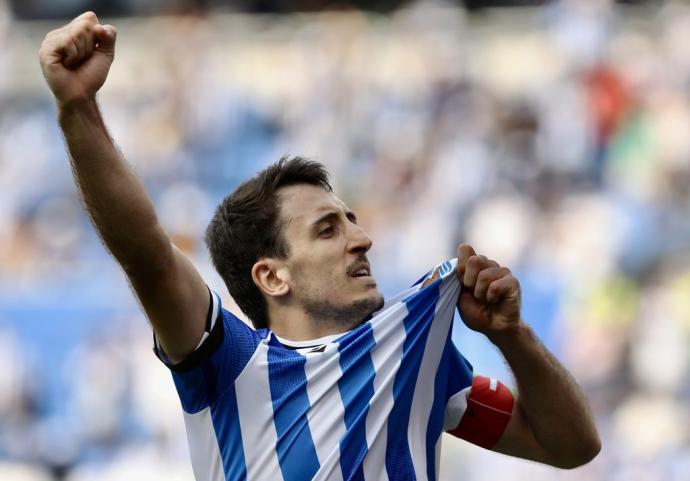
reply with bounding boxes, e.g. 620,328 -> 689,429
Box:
182,408 -> 225,481
304,343 -> 346,481
443,386 -> 471,431
195,291 -> 221,348
362,301 -> 410,481
235,339 -> 283,481
408,264 -> 461,481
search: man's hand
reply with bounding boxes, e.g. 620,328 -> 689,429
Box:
39,11 -> 116,107
456,243 -> 521,337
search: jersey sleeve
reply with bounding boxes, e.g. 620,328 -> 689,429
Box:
444,346 -> 515,450
152,288 -> 261,414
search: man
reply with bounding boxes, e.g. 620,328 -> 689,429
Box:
39,12 -> 600,481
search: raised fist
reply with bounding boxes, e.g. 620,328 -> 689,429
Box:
38,11 -> 117,107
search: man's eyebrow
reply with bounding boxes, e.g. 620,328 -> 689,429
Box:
311,211 -> 339,229
310,210 -> 358,229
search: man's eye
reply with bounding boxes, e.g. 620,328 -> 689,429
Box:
319,226 -> 334,236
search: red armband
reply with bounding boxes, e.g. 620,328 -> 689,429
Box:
447,375 -> 514,449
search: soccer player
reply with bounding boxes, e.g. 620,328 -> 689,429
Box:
39,12 -> 601,481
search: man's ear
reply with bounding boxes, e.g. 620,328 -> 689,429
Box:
251,258 -> 290,298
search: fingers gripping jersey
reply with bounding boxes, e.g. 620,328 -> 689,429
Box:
155,259 -> 508,481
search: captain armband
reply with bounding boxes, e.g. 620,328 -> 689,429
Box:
446,375 -> 515,449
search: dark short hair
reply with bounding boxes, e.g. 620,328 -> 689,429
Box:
205,156 -> 332,329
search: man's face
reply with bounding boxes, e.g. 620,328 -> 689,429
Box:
277,184 -> 384,328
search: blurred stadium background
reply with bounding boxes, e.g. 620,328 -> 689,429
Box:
1,0 -> 690,479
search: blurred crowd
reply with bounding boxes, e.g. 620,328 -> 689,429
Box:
1,0 -> 690,480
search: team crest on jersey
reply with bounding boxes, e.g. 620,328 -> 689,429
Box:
422,267 -> 441,288
422,260 -> 455,288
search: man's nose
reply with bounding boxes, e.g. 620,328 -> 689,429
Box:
347,224 -> 372,254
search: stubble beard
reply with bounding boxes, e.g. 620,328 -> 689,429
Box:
303,294 -> 385,331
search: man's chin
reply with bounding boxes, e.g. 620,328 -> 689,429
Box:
372,292 -> 385,313
359,292 -> 385,322
304,293 -> 385,329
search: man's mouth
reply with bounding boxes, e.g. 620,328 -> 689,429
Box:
352,267 -> 370,277
348,262 -> 371,278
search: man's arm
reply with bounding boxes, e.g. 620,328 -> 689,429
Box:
39,12 -> 208,362
455,243 -> 601,469
489,325 -> 601,468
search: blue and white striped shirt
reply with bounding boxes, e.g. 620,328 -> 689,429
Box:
158,259 -> 481,481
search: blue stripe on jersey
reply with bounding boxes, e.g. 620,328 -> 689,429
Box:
385,282 -> 441,481
210,384 -> 247,481
446,342 -> 474,397
172,348 -> 226,414
172,367 -> 212,414
425,335 -> 454,481
171,309 -> 266,415
336,322 -> 377,481
267,341 -> 320,481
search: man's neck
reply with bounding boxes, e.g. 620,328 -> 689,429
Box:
267,305 -> 359,342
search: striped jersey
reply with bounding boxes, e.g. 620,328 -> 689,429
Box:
155,258 -> 512,481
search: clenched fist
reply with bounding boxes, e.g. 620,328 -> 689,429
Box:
455,243 -> 522,338
39,11 -> 117,107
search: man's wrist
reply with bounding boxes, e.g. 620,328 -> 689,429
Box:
57,95 -> 99,116
57,96 -> 105,134
486,321 -> 533,351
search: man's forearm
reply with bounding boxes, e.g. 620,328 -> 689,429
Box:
59,99 -> 170,270
489,323 -> 601,467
